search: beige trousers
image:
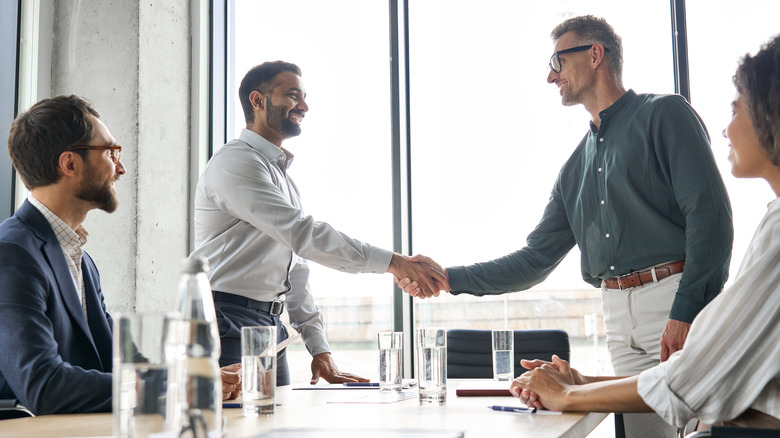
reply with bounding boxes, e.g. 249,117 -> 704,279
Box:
601,273 -> 682,438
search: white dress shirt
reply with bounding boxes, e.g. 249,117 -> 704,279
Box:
191,129 -> 393,355
637,198 -> 780,427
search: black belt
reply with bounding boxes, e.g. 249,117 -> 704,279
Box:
212,291 -> 285,316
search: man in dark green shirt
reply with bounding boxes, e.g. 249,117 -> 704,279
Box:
400,15 -> 732,438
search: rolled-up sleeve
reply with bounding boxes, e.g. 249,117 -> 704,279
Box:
637,205 -> 780,426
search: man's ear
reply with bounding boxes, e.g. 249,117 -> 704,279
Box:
58,151 -> 81,178
590,44 -> 607,70
249,90 -> 265,111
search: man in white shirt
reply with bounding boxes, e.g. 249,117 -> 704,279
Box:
190,61 -> 445,385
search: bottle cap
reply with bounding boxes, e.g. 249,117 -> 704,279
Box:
182,257 -> 209,274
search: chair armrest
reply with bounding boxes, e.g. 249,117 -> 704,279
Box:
686,426 -> 780,437
0,399 -> 34,417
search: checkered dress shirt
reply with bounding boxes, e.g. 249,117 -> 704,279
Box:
28,196 -> 89,319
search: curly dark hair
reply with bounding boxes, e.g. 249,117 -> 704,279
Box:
7,95 -> 99,189
734,34 -> 780,166
239,61 -> 302,124
551,15 -> 623,80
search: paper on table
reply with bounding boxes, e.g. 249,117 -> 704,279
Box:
293,380 -> 416,391
326,389 -> 417,404
292,383 -> 378,390
251,429 -> 464,438
534,410 -> 564,415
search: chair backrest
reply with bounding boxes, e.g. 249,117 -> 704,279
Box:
446,329 -> 570,379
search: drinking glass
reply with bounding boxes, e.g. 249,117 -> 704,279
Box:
416,327 -> 447,404
377,331 -> 403,391
241,326 -> 277,416
491,329 -> 514,381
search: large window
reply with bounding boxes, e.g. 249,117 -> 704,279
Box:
408,0 -> 673,377
229,0 -> 395,380
222,1 -> 774,387
686,0 -> 780,282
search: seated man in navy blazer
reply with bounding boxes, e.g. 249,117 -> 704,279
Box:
0,95 -> 239,418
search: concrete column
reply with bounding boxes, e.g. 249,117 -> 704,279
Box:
51,0 -> 192,313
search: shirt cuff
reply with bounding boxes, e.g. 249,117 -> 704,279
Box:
447,267 -> 465,295
363,247 -> 393,274
637,357 -> 696,428
302,330 -> 331,357
669,293 -> 705,324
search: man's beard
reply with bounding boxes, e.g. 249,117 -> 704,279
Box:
266,98 -> 302,138
76,164 -> 118,213
561,78 -> 596,107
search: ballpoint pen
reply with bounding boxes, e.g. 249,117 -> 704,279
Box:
488,405 -> 537,414
343,382 -> 418,388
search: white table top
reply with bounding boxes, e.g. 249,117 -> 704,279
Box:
0,380 -> 606,438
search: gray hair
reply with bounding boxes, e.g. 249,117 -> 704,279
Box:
551,15 -> 623,79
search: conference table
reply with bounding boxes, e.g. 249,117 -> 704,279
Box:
0,380 -> 606,438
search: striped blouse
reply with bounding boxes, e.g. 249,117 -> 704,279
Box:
637,198 -> 780,427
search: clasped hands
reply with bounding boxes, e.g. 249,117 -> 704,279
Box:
388,254 -> 450,299
509,355 -> 586,412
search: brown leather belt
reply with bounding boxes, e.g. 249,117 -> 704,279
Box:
602,260 -> 685,290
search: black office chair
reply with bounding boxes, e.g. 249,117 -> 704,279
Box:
446,329 -> 570,379
0,399 -> 34,420
684,426 -> 779,437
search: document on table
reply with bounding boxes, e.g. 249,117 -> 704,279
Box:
293,380 -> 416,391
252,430 -> 463,438
292,383 -> 378,390
326,389 -> 418,404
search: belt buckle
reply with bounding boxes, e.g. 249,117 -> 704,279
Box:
616,271 -> 641,290
269,300 -> 284,316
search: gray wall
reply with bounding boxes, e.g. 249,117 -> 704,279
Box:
50,0 -> 193,313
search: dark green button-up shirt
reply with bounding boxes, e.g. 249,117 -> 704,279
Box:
449,90 -> 733,323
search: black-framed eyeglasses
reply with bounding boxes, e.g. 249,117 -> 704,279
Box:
548,44 -> 610,73
69,145 -> 122,164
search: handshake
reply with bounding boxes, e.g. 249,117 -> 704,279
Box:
387,254 -> 450,299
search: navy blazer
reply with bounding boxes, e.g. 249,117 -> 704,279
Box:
0,200 -> 113,416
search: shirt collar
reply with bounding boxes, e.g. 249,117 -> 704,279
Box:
28,195 -> 89,250
239,128 -> 295,170
590,89 -> 637,132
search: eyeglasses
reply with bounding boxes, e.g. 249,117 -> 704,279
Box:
548,44 -> 610,73
69,145 -> 122,164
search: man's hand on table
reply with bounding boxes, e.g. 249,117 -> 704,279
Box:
310,352 -> 369,384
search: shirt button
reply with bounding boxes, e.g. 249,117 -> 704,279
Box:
599,138 -> 604,143
600,200 -> 605,205
598,167 -> 603,173
610,266 -> 615,271
605,233 -> 610,238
